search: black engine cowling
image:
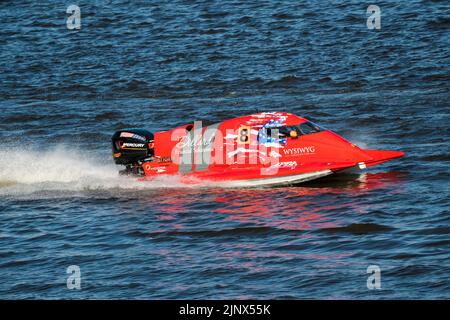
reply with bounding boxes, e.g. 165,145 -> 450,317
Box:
112,129 -> 154,167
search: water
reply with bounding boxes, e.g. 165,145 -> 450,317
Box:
0,0 -> 449,299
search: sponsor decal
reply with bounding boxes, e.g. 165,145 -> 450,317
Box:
150,166 -> 167,173
120,142 -> 145,149
270,161 -> 298,169
134,135 -> 147,142
157,156 -> 172,163
120,132 -> 147,142
283,146 -> 316,156
120,132 -> 134,138
176,135 -> 215,150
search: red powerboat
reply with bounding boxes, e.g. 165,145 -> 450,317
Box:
111,112 -> 404,187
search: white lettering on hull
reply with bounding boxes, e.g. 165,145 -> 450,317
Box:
283,146 -> 316,156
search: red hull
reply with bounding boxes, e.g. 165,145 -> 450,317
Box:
117,112 -> 404,186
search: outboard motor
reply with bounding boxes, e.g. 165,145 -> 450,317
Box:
111,129 -> 154,176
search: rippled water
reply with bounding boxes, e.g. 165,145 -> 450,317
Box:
0,0 -> 449,299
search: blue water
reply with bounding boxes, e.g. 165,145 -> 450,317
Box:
0,0 -> 449,299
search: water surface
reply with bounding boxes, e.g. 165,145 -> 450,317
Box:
0,0 -> 449,299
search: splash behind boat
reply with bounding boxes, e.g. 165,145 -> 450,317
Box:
111,112 -> 404,187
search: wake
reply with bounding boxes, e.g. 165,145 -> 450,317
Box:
0,145 -> 186,196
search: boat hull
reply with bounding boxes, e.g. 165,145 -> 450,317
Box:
115,112 -> 404,187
